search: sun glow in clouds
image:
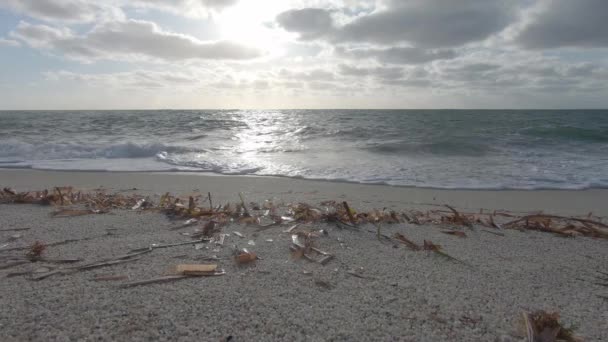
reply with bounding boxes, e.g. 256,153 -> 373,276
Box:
216,1 -> 290,58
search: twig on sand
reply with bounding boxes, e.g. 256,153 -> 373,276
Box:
129,239 -> 209,254
343,201 -> 357,226
0,228 -> 30,232
31,249 -> 152,280
239,193 -> 251,217
119,270 -> 226,289
482,229 -> 505,237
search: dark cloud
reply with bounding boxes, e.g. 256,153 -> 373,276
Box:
11,20 -> 262,61
336,46 -> 456,64
276,8 -> 334,40
334,0 -> 517,47
516,0 -> 608,49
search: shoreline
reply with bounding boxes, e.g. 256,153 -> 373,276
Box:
2,167 -> 608,192
2,169 -> 608,216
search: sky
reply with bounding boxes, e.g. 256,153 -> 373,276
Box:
0,0 -> 607,109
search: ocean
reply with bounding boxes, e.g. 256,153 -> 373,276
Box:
1,110 -> 607,190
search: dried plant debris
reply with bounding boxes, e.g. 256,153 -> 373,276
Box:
234,248 -> 257,264
393,233 -> 421,251
290,231 -> 334,265
173,264 -> 218,276
441,230 -> 467,238
521,310 -> 581,342
423,240 -> 471,267
26,241 -> 46,261
2,186 -> 607,240
93,274 -> 129,282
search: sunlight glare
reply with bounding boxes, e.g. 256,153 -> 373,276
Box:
217,1 -> 290,57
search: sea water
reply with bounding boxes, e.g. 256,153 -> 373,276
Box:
1,109 -> 607,190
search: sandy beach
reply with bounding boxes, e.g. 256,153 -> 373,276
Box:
1,170 -> 607,341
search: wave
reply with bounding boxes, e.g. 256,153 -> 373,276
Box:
364,140 -> 492,156
0,141 -> 197,160
522,126 -> 608,143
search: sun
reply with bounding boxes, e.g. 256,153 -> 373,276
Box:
216,1 -> 290,57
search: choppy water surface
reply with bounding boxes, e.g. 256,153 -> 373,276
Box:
1,110 -> 607,189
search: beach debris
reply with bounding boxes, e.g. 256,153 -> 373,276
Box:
51,208 -> 108,217
119,269 -> 226,289
173,264 -> 218,276
393,233 -> 421,251
0,260 -> 30,270
520,310 -> 580,342
2,186 -> 607,240
441,230 -> 467,238
31,249 -> 152,281
26,241 -> 46,261
443,205 -> 473,228
211,234 -> 226,246
93,274 -> 129,282
290,231 -> 334,265
481,229 -> 505,237
238,193 -> 251,217
314,279 -> 334,290
170,218 -> 198,230
342,201 -> 357,225
282,224 -> 300,233
234,248 -> 257,264
129,239 -> 209,254
0,228 -> 31,232
247,240 -> 256,246
346,267 -> 375,280
423,240 -> 471,267
7,234 -> 22,241
233,231 -> 244,238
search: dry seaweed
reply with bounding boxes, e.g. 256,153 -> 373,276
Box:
423,240 -> 471,267
441,230 -> 467,238
521,310 -> 581,342
393,233 -> 421,251
2,186 -> 607,240
26,241 -> 46,261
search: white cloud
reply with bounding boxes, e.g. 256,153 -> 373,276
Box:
0,38 -> 20,47
0,0 -> 123,23
44,69 -> 204,89
11,20 -> 263,62
124,0 -> 239,17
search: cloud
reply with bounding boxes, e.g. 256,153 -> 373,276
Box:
44,69 -> 203,89
127,0 -> 239,16
334,0 -> 518,47
338,64 -> 404,80
278,68 -> 335,81
336,46 -> 456,64
276,8 -> 334,40
0,0 -> 122,23
516,0 -> 608,49
0,38 -> 20,47
11,20 -> 263,62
